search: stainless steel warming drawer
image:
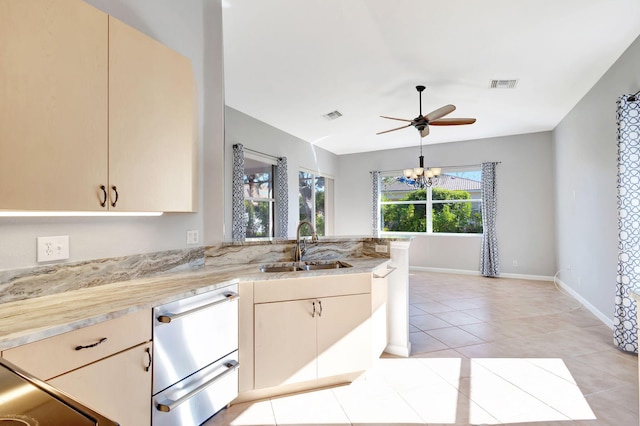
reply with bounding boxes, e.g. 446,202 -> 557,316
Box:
152,283 -> 239,426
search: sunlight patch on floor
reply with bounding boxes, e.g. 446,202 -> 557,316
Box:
213,357 -> 597,425
469,358 -> 596,424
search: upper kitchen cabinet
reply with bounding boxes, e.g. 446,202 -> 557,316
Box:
108,17 -> 197,212
0,1 -> 197,212
0,0 -> 109,211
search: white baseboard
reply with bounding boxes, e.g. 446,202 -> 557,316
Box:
410,266 -> 554,282
555,278 -> 614,329
410,266 -> 614,329
385,342 -> 411,358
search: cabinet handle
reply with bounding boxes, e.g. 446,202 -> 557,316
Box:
111,185 -> 119,207
373,266 -> 397,279
144,347 -> 152,372
318,300 -> 323,317
157,293 -> 239,324
75,337 -> 107,351
99,185 -> 108,207
155,360 -> 239,413
311,301 -> 316,318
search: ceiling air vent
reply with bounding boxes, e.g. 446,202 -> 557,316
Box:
323,110 -> 343,120
490,79 -> 518,89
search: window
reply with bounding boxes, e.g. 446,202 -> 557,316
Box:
380,167 -> 483,234
299,171 -> 334,236
244,157 -> 275,238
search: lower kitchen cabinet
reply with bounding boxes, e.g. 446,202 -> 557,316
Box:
254,299 -> 317,388
250,273 -> 377,394
49,342 -> 152,426
1,310 -> 152,426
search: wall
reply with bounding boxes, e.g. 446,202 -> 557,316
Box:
0,0 -> 225,271
223,107 -> 339,239
553,34 -> 640,322
335,132 -> 557,276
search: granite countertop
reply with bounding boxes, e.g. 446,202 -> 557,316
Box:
0,257 -> 389,351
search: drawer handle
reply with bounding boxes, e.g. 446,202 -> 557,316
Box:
373,266 -> 397,279
155,360 -> 239,413
318,300 -> 323,317
75,337 -> 107,351
157,292 -> 239,324
312,301 -> 316,318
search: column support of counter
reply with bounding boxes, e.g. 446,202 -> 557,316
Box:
385,240 -> 411,357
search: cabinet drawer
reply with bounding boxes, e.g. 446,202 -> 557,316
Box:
2,309 -> 151,380
254,272 -> 371,303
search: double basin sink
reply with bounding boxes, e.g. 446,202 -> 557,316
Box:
259,260 -> 352,273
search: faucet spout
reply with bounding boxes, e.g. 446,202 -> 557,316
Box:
295,220 -> 318,262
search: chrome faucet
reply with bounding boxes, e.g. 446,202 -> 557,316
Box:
294,220 -> 318,262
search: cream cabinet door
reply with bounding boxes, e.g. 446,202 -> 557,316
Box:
0,0 -> 108,211
254,299 -> 316,389
317,293 -> 372,378
108,17 -> 196,212
49,342 -> 152,426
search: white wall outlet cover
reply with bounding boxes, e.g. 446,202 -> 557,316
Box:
37,235 -> 69,262
375,244 -> 388,253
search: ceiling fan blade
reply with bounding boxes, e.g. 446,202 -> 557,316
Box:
429,118 -> 477,126
380,115 -> 413,123
420,126 -> 429,138
424,104 -> 455,122
376,123 -> 412,135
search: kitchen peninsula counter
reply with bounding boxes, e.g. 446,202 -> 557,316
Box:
0,257 -> 390,351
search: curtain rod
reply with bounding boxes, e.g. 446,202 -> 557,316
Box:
242,146 -> 281,161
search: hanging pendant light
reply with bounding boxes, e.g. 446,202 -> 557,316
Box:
403,134 -> 440,188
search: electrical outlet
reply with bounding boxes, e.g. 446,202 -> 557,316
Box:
37,236 -> 69,262
513,260 -> 518,267
186,230 -> 199,245
375,244 -> 388,253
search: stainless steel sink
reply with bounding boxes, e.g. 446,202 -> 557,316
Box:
259,260 -> 352,273
303,260 -> 352,270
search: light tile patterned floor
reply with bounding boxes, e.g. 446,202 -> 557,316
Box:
204,271 -> 639,425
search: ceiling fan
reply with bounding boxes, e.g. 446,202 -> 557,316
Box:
377,85 -> 476,138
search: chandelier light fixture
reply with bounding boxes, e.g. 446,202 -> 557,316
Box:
403,136 -> 441,189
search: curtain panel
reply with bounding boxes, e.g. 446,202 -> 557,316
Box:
480,162 -> 500,277
614,95 -> 640,353
231,143 -> 246,242
276,157 -> 289,238
371,171 -> 380,237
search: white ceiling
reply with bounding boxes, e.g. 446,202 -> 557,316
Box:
222,0 -> 640,155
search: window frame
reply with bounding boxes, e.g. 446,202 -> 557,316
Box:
379,167 -> 483,236
299,168 -> 334,236
243,153 -> 277,240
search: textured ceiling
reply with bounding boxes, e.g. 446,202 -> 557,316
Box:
222,0 -> 640,155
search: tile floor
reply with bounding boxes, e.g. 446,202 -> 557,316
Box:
204,271 -> 639,425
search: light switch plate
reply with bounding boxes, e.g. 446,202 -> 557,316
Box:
37,236 -> 69,262
186,230 -> 199,245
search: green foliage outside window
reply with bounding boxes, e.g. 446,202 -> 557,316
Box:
381,187 -> 482,233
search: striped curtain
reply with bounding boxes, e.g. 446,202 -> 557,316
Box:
480,162 -> 500,277
276,157 -> 289,238
614,95 -> 640,353
372,171 -> 381,237
231,144 -> 246,242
